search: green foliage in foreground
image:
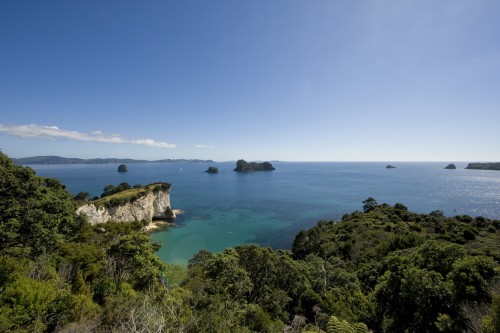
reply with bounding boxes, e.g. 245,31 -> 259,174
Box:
1,151 -> 499,332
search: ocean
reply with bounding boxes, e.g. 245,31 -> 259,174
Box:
29,162 -> 500,265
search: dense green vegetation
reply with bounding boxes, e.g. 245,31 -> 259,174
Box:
1,151 -> 499,332
234,159 -> 275,172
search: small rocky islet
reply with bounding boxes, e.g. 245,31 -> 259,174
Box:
205,166 -> 219,174
117,163 -> 128,172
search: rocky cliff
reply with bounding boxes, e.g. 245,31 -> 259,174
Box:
77,184 -> 175,225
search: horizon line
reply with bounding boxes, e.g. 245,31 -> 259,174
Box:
8,154 -> 498,164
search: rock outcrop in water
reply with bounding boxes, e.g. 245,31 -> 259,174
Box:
386,165 -> 396,169
77,183 -> 175,225
465,162 -> 500,170
444,164 -> 456,169
234,159 -> 275,172
118,164 -> 128,172
206,166 -> 219,174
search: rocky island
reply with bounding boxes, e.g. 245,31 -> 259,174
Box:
234,159 -> 275,172
444,164 -> 457,169
205,166 -> 219,174
77,182 -> 177,229
386,165 -> 396,169
118,163 -> 128,172
465,162 -> 500,171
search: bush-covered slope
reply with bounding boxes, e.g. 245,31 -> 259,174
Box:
0,152 -> 85,257
289,199 -> 500,332
0,152 -> 170,332
181,199 -> 499,332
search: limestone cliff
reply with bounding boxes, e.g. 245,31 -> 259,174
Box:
77,184 -> 175,225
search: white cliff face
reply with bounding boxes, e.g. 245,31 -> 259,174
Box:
77,189 -> 175,225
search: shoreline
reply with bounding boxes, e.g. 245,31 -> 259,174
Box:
144,209 -> 184,232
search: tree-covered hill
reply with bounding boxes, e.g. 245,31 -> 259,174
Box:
0,152 -> 499,332
291,199 -> 500,332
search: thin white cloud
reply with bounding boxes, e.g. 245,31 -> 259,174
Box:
195,144 -> 215,148
0,123 -> 176,148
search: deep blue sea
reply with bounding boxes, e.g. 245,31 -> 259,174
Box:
29,162 -> 500,265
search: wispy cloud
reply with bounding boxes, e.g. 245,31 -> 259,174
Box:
195,144 -> 215,148
0,123 -> 177,148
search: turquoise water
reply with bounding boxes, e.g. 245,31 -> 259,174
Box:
30,162 -> 500,264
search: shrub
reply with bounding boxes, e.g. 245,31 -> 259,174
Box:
430,210 -> 444,217
394,203 -> 408,211
362,197 -> 378,212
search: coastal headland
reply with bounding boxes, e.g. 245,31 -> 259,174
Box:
466,162 -> 500,170
76,182 -> 177,229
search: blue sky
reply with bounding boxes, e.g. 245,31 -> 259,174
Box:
1,0 -> 499,161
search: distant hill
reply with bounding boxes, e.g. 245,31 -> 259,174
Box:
13,155 -> 214,165
465,162 -> 500,170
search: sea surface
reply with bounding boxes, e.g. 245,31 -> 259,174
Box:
29,162 -> 500,265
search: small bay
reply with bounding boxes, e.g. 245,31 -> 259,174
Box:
30,162 -> 500,265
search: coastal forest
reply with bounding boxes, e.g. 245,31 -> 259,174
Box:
0,151 -> 499,333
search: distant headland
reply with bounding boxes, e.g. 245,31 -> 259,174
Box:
234,159 -> 275,172
465,162 -> 500,171
13,156 -> 214,165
